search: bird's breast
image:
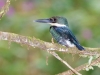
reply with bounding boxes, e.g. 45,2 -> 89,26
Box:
50,26 -> 61,42
65,40 -> 75,47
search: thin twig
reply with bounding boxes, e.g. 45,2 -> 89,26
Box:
58,56 -> 100,75
49,51 -> 81,75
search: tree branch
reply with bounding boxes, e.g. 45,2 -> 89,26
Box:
0,0 -> 10,19
0,31 -> 83,75
0,31 -> 100,75
0,31 -> 99,56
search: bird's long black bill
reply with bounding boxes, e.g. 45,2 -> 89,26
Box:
34,19 -> 50,23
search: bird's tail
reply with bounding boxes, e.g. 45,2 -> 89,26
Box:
75,43 -> 84,51
72,41 -> 84,50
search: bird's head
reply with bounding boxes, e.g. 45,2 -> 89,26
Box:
35,16 -> 68,27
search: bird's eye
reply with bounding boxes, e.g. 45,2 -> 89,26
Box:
50,17 -> 56,23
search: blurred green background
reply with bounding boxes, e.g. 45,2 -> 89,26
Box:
0,0 -> 100,75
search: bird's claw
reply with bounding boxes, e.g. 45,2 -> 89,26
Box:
51,38 -> 54,43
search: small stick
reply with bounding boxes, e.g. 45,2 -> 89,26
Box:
49,51 -> 82,75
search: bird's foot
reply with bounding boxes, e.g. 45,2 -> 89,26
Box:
51,38 -> 54,44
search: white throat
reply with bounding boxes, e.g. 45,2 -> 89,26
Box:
49,23 -> 66,27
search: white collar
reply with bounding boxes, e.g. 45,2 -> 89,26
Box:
49,23 -> 66,27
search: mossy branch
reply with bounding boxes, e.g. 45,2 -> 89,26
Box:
0,31 -> 99,56
0,31 -> 83,75
0,31 -> 100,75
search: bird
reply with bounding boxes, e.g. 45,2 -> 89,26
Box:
34,16 -> 84,51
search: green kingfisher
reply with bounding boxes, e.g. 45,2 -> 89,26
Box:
35,16 -> 84,51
